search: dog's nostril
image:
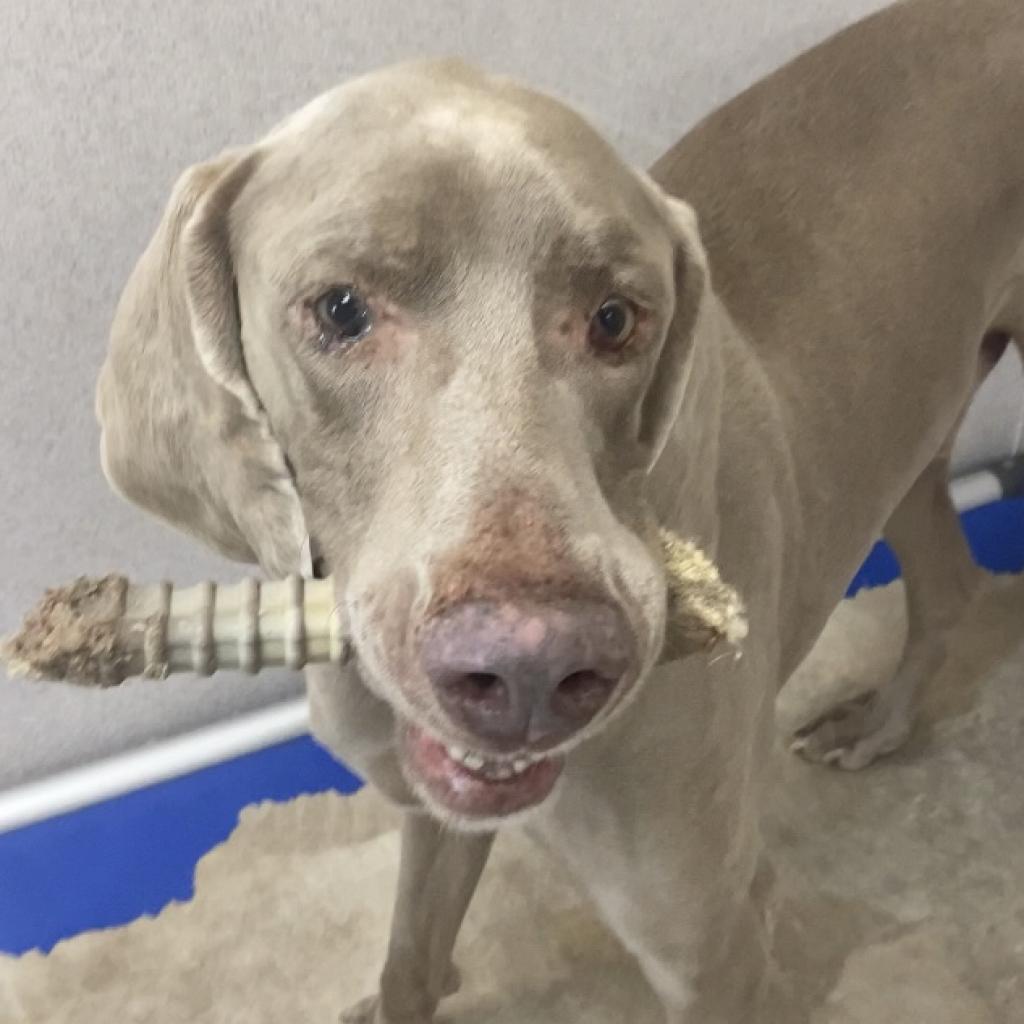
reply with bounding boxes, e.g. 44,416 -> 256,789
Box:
465,673 -> 502,697
439,672 -> 510,712
552,670 -> 617,721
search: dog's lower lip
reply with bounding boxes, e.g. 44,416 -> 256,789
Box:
402,724 -> 564,818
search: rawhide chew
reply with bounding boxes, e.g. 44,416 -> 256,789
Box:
2,530 -> 746,687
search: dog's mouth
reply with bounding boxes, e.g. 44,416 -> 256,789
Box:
400,723 -> 565,819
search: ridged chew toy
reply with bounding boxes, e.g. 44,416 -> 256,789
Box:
1,530 -> 746,687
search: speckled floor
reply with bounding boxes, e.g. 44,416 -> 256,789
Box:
2,578 -> 1021,1023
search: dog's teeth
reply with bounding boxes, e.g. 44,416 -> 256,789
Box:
444,745 -> 537,777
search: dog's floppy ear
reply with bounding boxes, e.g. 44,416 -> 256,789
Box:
636,186 -> 711,470
96,149 -> 305,577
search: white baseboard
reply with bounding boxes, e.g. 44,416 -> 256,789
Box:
0,698 -> 310,834
950,469 -> 1003,511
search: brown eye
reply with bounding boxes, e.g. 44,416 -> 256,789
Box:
589,296 -> 637,352
314,285 -> 373,345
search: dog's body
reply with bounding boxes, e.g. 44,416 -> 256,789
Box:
95,1 -> 1023,1021
655,0 -> 1024,769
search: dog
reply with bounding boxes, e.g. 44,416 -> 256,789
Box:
93,0 -> 1024,1019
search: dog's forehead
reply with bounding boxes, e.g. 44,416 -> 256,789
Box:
256,61 -> 664,236
234,62 -> 676,307
271,60 -> 614,165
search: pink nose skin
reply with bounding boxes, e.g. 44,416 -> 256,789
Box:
419,600 -> 634,749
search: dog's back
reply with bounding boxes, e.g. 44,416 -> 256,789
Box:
650,0 -> 1024,674
654,0 -> 1024,344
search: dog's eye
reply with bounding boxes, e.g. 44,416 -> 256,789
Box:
589,296 -> 637,352
314,286 -> 373,345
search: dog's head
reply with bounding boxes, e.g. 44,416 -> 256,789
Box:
98,60 -> 710,824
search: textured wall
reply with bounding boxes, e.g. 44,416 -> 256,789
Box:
2,0 -> 1020,788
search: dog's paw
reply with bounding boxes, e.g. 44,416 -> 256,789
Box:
338,995 -> 438,1024
339,996 -> 433,1024
340,995 -> 384,1024
788,689 -> 912,771
339,966 -> 461,1024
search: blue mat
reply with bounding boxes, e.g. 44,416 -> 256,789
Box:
0,736 -> 362,954
847,496 -> 1024,595
1,497 -> 1022,955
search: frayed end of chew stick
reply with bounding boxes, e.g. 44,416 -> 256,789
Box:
659,529 -> 748,659
1,575 -> 132,687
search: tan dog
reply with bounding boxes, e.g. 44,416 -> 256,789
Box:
94,0 -> 1024,1020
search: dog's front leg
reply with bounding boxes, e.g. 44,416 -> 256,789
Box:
342,812 -> 494,1024
541,798 -> 775,1024
632,880 -> 776,1024
535,668 -> 780,1023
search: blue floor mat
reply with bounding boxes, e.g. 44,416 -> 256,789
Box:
0,736 -> 362,954
847,496 -> 1024,595
1,498 -> 1021,955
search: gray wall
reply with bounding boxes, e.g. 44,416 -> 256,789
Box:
2,0 -> 1021,789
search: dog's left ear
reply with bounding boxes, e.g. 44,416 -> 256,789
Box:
635,181 -> 711,470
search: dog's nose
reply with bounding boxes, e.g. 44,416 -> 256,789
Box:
420,600 -> 633,748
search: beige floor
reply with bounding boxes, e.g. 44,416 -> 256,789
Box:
2,578 -> 1021,1024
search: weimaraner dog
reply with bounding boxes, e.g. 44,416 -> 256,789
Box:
94,0 -> 1023,1020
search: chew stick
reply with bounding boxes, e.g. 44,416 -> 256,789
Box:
1,530 -> 746,687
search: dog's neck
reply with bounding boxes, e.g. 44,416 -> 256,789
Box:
647,294 -> 726,546
650,289 -> 813,668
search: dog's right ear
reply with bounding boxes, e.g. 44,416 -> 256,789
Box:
96,149 -> 306,577
635,183 -> 711,471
